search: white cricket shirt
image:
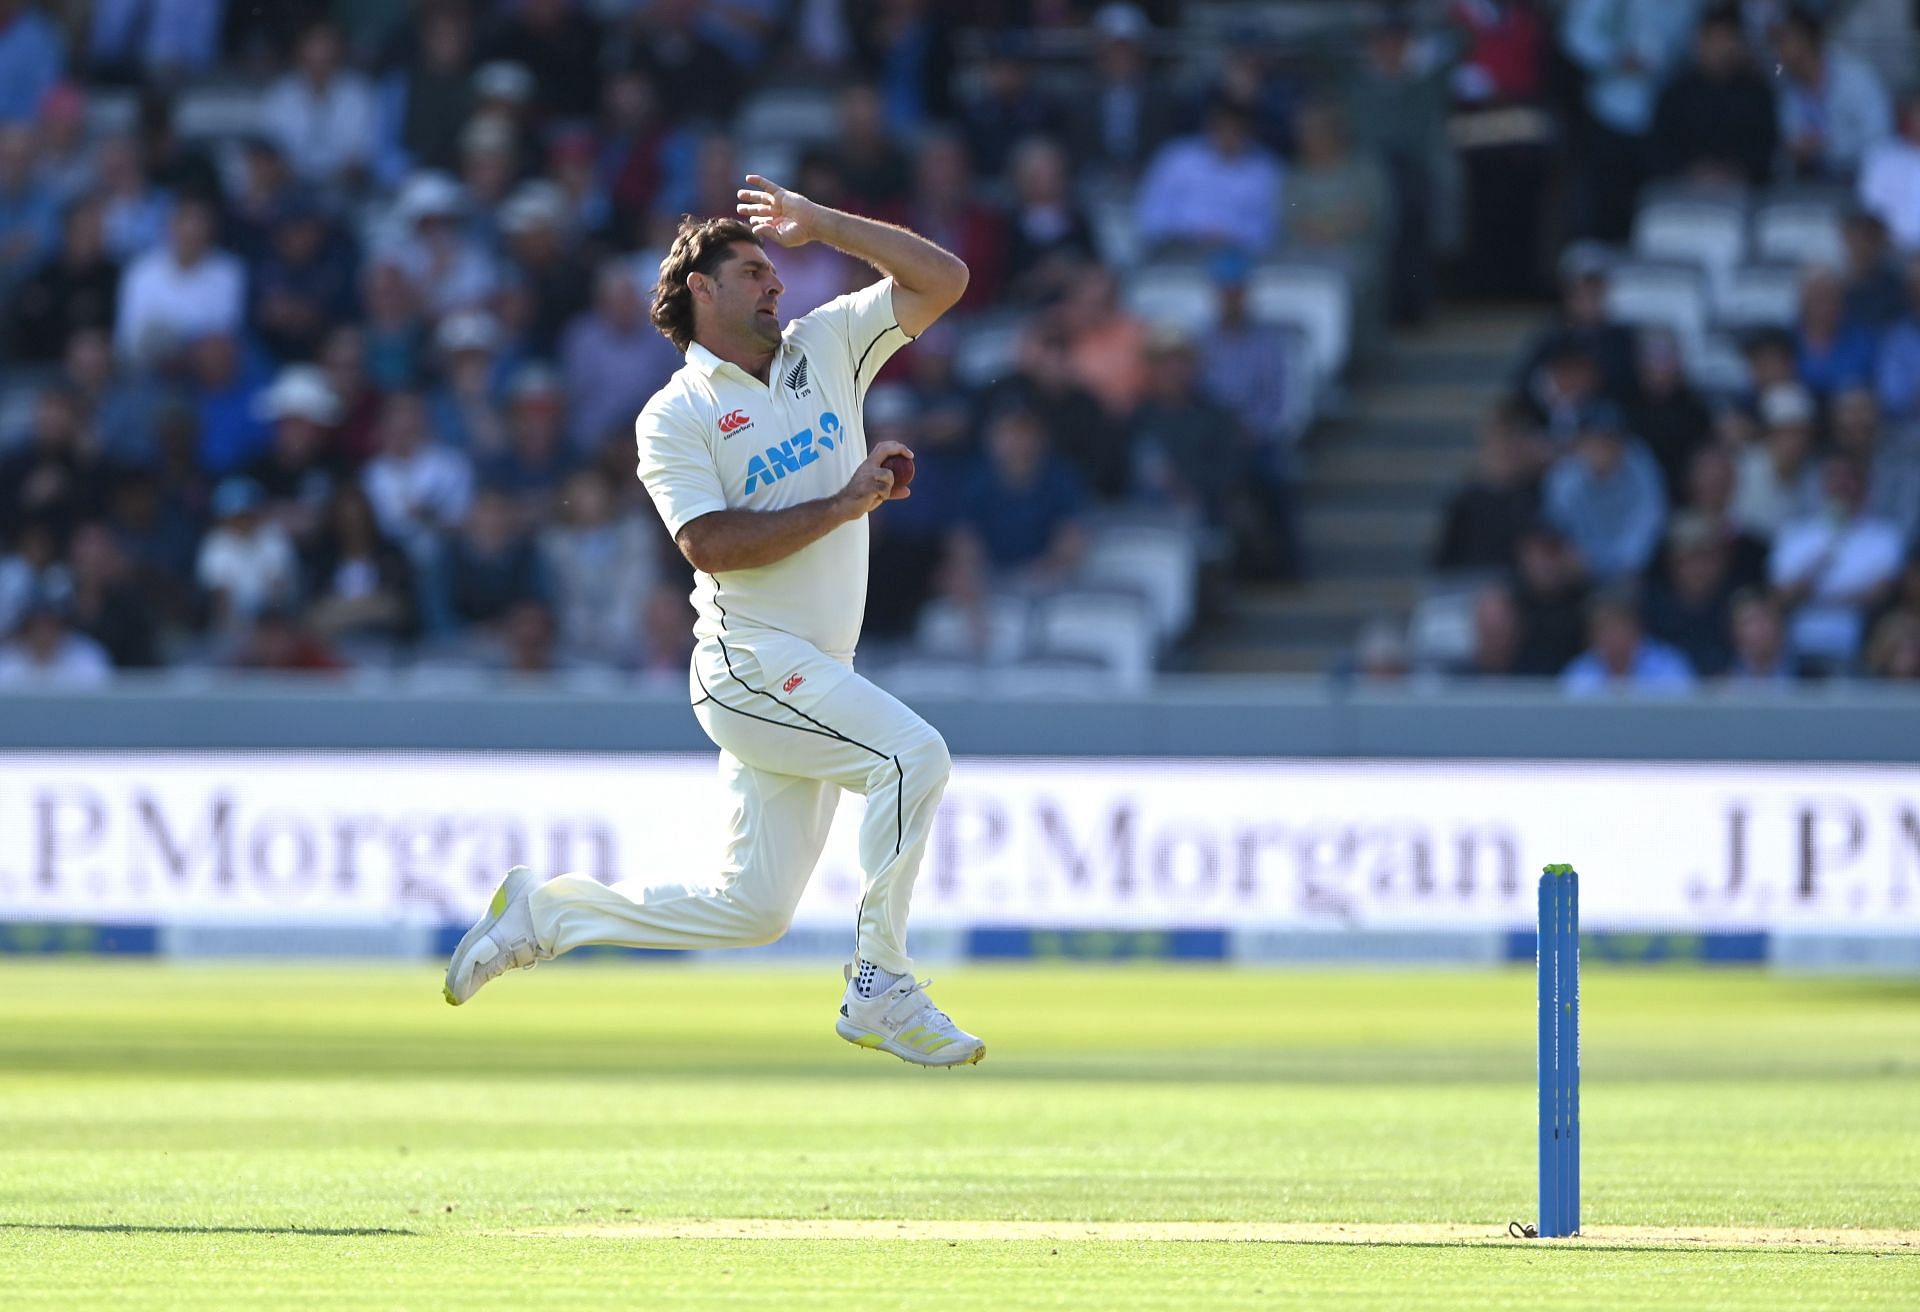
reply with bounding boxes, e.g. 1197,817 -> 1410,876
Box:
634,277 -> 910,659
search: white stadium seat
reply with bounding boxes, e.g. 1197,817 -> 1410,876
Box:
1632,197 -> 1746,297
1753,198 -> 1845,268
913,594 -> 1031,666
1605,261 -> 1709,357
1248,261 -> 1352,391
1408,591 -> 1476,667
1080,526 -> 1198,644
1033,590 -> 1157,690
953,315 -> 1023,388
173,85 -> 264,141
1686,330 -> 1753,396
1123,264 -> 1219,337
1714,263 -> 1802,330
731,87 -> 840,146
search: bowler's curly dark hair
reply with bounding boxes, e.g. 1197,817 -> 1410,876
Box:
649,216 -> 763,352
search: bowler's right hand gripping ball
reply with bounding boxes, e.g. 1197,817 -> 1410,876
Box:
882,452 -> 915,498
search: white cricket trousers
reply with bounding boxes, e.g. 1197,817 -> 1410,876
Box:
526,627 -> 949,974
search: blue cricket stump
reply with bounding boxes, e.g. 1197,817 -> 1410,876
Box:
1537,863 -> 1581,1237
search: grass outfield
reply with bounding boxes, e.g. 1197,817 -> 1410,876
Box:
1,962 -> 1916,1310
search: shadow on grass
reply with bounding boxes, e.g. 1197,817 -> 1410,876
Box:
1,1222 -> 415,1237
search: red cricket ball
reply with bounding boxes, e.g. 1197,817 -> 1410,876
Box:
882,452 -> 915,496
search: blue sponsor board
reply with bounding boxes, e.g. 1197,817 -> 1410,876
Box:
966,927 -> 1230,961
0,921 -> 158,955
1501,929 -> 1770,965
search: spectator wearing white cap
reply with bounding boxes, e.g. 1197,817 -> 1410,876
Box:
501,182 -> 592,357
458,114 -> 520,224
480,364 -> 575,522
388,171 -> 495,315
260,20 -> 378,190
562,261 -> 680,450
427,309 -> 511,457
1770,454 -> 1906,669
1732,383 -> 1823,539
115,196 -> 244,366
196,476 -> 299,634
244,365 -> 344,546
1066,3 -> 1178,184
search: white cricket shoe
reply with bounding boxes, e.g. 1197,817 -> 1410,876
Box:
443,866 -> 551,1005
835,965 -> 985,1067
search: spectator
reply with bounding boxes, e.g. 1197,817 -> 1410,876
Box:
563,261 -> 680,450
539,467 -> 661,667
438,487 -> 548,631
852,0 -> 958,153
1840,209 -> 1907,329
597,70 -> 671,236
106,463 -> 203,627
1001,135 -> 1097,303
1830,385 -> 1920,547
1642,512 -> 1739,676
500,183 -> 592,358
1433,403 -> 1545,573
233,601 -> 345,673
428,310 -> 510,457
1447,0 -> 1552,299
388,171 -> 495,316
1770,454 -> 1905,669
1559,0 -> 1697,241
961,36 -> 1059,180
260,20 -> 377,191
88,0 -> 222,83
1628,330 -> 1713,499
482,0 -> 599,122
1649,5 -> 1778,188
1732,383 -> 1822,538
616,0 -> 733,128
0,591 -> 112,688
35,82 -> 95,206
949,406 -> 1088,593
480,366 -> 575,521
1517,338 -> 1609,439
1678,444 -> 1770,590
65,520 -> 158,669
0,123 -> 57,294
0,386 -> 109,540
984,323 -> 1119,499
1130,329 -> 1297,580
7,194 -> 118,364
1740,325 -> 1803,404
1876,254 -> 1920,420
1561,587 -> 1697,695
1449,584 -> 1524,678
1513,246 -> 1639,412
1197,35 -> 1295,157
1348,11 -> 1452,325
94,132 -> 169,265
906,130 -> 1005,315
360,389 -> 474,561
1350,616 -> 1412,684
250,192 -> 360,362
1865,609 -> 1920,680
319,325 -> 382,466
63,329 -> 160,468
1058,264 -> 1150,421
494,597 -> 562,675
0,515 -> 70,637
1723,587 -> 1801,684
244,365 -> 344,545
377,0 -> 474,182
196,476 -> 299,633
1135,101 -> 1284,257
1285,101 -> 1391,335
360,258 -> 424,391
301,482 -> 417,650
1859,88 -> 1920,252
456,112 -> 521,224
1065,3 -> 1177,185
1772,7 -> 1892,181
1544,403 -> 1667,581
0,0 -> 62,126
115,197 -> 244,366
1795,266 -> 1878,400
828,83 -> 913,218
1197,250 -> 1296,453
223,134 -> 297,267
865,386 -> 958,638
185,332 -> 272,475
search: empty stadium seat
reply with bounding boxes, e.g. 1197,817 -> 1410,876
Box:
173,84 -> 265,141
1247,261 -> 1352,391
984,657 -> 1126,698
1123,264 -> 1219,337
914,594 -> 1032,665
734,142 -> 798,193
1033,590 -> 1157,689
1686,330 -> 1753,396
731,87 -> 840,146
1080,525 -> 1197,644
1632,197 -> 1746,296
1753,196 -> 1845,268
953,315 -> 1023,387
1605,261 -> 1710,356
1715,262 -> 1802,329
1408,591 -> 1476,667
870,659 -> 982,701
1089,194 -> 1142,269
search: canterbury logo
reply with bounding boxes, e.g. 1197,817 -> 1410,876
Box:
783,356 -> 811,397
782,674 -> 805,693
718,409 -> 752,435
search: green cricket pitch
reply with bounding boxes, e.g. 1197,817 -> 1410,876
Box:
2,962 -> 1916,1309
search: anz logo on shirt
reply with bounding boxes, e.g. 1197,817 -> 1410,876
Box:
742,412 -> 842,496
